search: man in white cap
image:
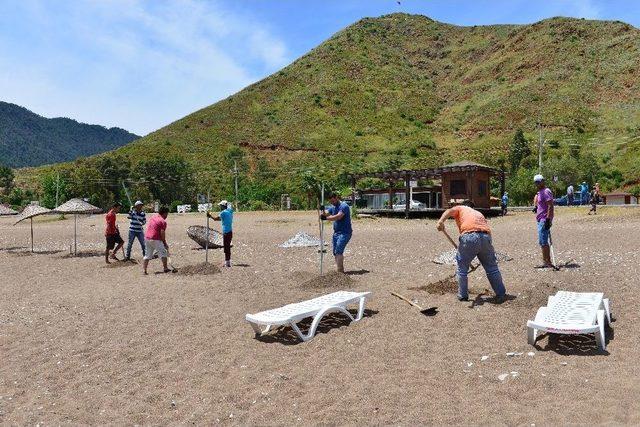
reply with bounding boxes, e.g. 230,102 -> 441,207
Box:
125,200 -> 146,260
207,200 -> 233,267
533,174 -> 554,268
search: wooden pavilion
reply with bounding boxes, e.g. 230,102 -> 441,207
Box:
349,161 -> 506,218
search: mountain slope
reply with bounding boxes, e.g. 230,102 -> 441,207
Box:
0,102 -> 139,167
19,13 -> 640,205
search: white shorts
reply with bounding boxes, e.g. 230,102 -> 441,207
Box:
144,239 -> 168,260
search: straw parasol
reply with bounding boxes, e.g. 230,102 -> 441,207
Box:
54,198 -> 102,255
13,204 -> 52,252
0,204 -> 18,216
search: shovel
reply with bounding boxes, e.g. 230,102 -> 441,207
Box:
166,251 -> 178,273
548,232 -> 561,271
391,292 -> 438,316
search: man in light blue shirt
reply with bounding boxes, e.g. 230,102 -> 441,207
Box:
208,200 -> 233,267
320,193 -> 352,273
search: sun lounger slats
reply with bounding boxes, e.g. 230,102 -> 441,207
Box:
246,291 -> 371,342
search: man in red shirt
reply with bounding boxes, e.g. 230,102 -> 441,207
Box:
104,202 -> 124,264
142,206 -> 170,275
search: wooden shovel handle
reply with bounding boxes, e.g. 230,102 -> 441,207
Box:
441,229 -> 458,249
442,229 -> 481,272
391,292 -> 422,309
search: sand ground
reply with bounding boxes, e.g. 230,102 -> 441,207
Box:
1,208 -> 639,425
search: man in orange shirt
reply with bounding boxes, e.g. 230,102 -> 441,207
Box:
436,201 -> 506,302
105,202 -> 124,264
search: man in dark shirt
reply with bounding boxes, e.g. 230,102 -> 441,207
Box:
320,193 -> 352,273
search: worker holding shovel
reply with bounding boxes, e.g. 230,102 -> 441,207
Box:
436,200 -> 506,302
320,192 -> 352,273
533,174 -> 555,268
207,200 -> 233,268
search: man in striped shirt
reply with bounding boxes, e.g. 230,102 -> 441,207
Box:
125,200 -> 146,261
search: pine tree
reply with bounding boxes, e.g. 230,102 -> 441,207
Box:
509,129 -> 531,172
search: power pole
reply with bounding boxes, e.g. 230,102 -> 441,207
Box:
233,160 -> 239,211
55,173 -> 60,206
538,123 -> 544,173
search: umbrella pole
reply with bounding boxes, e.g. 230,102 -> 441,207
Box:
74,214 -> 77,256
205,211 -> 210,264
30,217 -> 34,253
320,183 -> 325,275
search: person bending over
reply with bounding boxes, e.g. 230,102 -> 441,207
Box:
436,200 -> 506,302
142,206 -> 170,275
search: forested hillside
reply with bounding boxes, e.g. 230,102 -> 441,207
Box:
14,13 -> 640,209
0,101 -> 139,167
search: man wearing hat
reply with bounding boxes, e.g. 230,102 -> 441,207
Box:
125,201 -> 146,261
534,174 -> 555,268
208,200 -> 234,267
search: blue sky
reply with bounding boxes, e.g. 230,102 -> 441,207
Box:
1,0 -> 638,135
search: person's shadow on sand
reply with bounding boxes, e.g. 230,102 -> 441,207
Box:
254,309 -> 378,346
468,293 -> 517,308
344,269 -> 370,276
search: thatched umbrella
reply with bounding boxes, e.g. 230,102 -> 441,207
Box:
0,204 -> 18,216
54,198 -> 102,255
13,204 -> 52,252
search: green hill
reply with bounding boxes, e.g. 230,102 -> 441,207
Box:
15,13 -> 640,208
0,101 -> 139,167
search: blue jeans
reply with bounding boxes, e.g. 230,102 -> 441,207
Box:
456,232 -> 506,299
126,230 -> 146,258
537,220 -> 550,247
332,233 -> 351,256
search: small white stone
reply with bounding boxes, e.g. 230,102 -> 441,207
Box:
481,355 -> 489,361
527,352 -> 535,357
498,373 -> 509,381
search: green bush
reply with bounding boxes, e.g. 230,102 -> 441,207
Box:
247,200 -> 270,211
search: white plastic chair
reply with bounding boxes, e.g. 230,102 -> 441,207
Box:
246,291 -> 371,342
527,291 -> 612,350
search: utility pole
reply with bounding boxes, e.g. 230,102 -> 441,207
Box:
538,123 -> 544,173
55,173 -> 60,206
233,160 -> 239,211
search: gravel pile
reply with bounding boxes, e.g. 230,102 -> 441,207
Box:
300,271 -> 354,288
177,262 -> 221,276
432,249 -> 512,265
280,231 -> 326,248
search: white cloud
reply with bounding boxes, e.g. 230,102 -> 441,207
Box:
562,0 -> 601,19
0,0 -> 291,135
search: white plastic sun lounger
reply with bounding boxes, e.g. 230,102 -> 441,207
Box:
246,291 -> 371,342
527,291 -> 612,350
